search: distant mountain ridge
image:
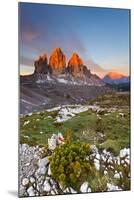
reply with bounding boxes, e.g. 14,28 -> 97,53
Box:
103,72 -> 129,85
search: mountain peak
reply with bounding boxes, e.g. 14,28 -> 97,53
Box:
55,47 -> 62,51
72,52 -> 79,57
36,53 -> 48,63
49,47 -> 66,74
68,52 -> 84,67
107,72 -> 126,80
34,53 -> 51,74
103,71 -> 129,85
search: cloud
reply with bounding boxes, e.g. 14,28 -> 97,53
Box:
61,32 -> 87,60
22,30 -> 40,43
19,56 -> 34,66
85,56 -> 107,73
20,21 -> 41,44
70,33 -> 86,54
20,11 -> 41,44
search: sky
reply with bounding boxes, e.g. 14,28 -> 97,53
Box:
19,2 -> 130,77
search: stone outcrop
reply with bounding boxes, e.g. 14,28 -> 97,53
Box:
68,53 -> 84,67
67,53 -> 84,76
34,54 -> 52,74
49,48 -> 66,74
33,48 -> 92,77
67,53 -> 91,77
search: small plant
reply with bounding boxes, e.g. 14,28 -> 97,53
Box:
64,129 -> 73,143
90,174 -> 109,192
49,142 -> 96,192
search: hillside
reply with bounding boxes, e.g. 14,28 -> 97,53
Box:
19,92 -> 130,196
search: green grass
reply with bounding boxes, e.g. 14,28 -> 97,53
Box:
89,92 -> 130,107
20,92 -> 130,155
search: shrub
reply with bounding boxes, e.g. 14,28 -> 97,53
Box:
49,142 -> 96,191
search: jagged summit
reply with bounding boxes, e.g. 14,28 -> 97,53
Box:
49,47 -> 66,74
68,53 -> 84,67
34,54 -> 52,74
34,48 -> 92,78
32,47 -> 104,86
67,53 -> 85,77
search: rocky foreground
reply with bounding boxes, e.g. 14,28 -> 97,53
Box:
19,133 -> 130,197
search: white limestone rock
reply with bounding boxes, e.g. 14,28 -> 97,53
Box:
69,187 -> 77,194
23,120 -> 30,126
114,173 -> 120,179
96,153 -> 100,160
48,164 -> 51,176
38,157 -> 49,168
27,186 -> 35,196
104,170 -> 108,175
37,157 -> 49,175
43,180 -> 51,192
120,148 -> 130,158
94,159 -> 100,170
90,145 -> 98,154
80,182 -> 91,193
22,178 -> 29,186
107,183 -> 122,191
48,134 -> 57,150
30,177 -> 35,183
48,133 -> 64,150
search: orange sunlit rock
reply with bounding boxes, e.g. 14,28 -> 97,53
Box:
68,53 -> 84,67
107,72 -> 126,80
49,48 -> 66,74
67,53 -> 85,77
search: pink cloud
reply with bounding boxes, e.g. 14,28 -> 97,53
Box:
22,30 -> 40,43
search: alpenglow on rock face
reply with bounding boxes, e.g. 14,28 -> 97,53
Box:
34,54 -> 52,74
68,53 -> 84,67
68,53 -> 84,76
103,72 -> 129,85
49,47 -> 66,74
33,48 -> 92,78
67,53 -> 91,77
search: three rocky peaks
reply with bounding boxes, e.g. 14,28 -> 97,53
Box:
34,47 -> 91,77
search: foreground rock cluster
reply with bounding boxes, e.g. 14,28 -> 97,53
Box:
19,132 -> 130,197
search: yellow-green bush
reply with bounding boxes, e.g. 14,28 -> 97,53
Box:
49,142 -> 96,191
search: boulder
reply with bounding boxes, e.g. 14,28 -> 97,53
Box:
80,182 -> 91,193
43,180 -> 51,192
37,157 -> 49,175
27,186 -> 35,196
22,178 -> 29,186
